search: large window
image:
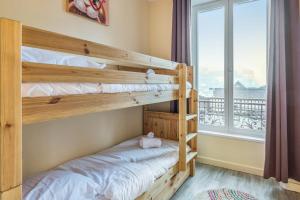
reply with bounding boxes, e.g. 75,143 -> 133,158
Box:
192,0 -> 267,137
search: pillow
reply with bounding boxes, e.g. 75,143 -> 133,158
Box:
22,46 -> 106,69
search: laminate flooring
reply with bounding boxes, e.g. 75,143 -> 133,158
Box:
171,163 -> 300,200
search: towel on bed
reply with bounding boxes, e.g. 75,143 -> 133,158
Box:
139,136 -> 162,149
146,69 -> 155,79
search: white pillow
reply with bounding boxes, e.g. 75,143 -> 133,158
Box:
22,46 -> 106,69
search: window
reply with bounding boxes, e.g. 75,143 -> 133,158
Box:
192,0 -> 267,137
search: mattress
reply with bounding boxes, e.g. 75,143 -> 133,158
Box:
23,136 -> 180,200
22,47 -> 191,97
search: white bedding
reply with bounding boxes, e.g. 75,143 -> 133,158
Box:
23,137 -> 180,200
22,46 -> 106,69
22,83 -> 184,97
23,170 -> 103,200
22,47 -> 191,97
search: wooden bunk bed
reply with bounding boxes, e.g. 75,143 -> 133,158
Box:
0,18 -> 198,200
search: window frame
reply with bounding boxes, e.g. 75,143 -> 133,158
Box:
192,0 -> 267,138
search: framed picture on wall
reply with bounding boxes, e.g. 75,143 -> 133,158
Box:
67,0 -> 109,25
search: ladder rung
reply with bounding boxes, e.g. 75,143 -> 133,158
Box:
186,133 -> 197,142
186,151 -> 197,163
186,114 -> 197,121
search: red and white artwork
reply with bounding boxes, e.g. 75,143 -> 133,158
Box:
67,0 -> 109,25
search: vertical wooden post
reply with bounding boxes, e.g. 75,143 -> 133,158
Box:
0,18 -> 22,200
187,66 -> 193,85
189,90 -> 198,152
178,64 -> 187,171
190,158 -> 196,177
189,89 -> 198,177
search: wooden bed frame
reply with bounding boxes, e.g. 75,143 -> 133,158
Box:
0,18 -> 198,200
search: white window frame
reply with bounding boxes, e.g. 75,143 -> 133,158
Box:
192,0 -> 267,138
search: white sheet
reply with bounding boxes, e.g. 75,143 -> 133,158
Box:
21,47 -> 191,97
57,156 -> 155,200
22,83 -> 187,97
22,46 -> 106,69
24,170 -> 102,200
23,137 -> 179,200
102,136 -> 178,163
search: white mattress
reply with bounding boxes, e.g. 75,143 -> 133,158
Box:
23,136 -> 180,200
22,47 -> 191,97
22,83 -> 184,97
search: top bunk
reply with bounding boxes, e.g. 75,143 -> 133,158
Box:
0,18 -> 194,125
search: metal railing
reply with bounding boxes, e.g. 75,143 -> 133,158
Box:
199,97 -> 266,131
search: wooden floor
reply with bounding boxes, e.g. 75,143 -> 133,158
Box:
171,163 -> 300,200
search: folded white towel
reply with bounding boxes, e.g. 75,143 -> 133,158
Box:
139,137 -> 162,149
147,132 -> 155,138
146,69 -> 155,79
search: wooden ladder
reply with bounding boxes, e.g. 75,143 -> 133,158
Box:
178,64 -> 198,174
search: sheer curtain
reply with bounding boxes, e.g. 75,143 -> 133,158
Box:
264,0 -> 300,183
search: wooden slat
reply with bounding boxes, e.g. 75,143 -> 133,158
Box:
144,111 -> 178,120
143,111 -> 179,140
186,133 -> 197,143
22,62 -> 178,84
23,90 -> 191,125
22,26 -> 178,70
23,90 -> 179,124
0,18 -> 22,195
0,186 -> 22,200
178,64 -> 187,171
186,152 -> 198,164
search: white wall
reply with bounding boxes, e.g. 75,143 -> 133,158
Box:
148,0 -> 266,176
198,134 -> 265,175
0,0 -> 149,179
149,0 -> 173,59
0,0 -> 150,52
23,108 -> 143,179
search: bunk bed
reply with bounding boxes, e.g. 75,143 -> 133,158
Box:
0,18 -> 198,200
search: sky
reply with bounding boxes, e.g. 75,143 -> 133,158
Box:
196,0 -> 267,97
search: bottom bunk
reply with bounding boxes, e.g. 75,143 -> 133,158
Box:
23,136 -> 192,200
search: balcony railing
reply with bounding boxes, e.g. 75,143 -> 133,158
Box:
199,97 -> 266,131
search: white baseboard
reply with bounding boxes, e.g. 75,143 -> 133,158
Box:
196,156 -> 264,176
281,179 -> 300,193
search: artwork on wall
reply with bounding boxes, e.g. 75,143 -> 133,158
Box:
67,0 -> 109,25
